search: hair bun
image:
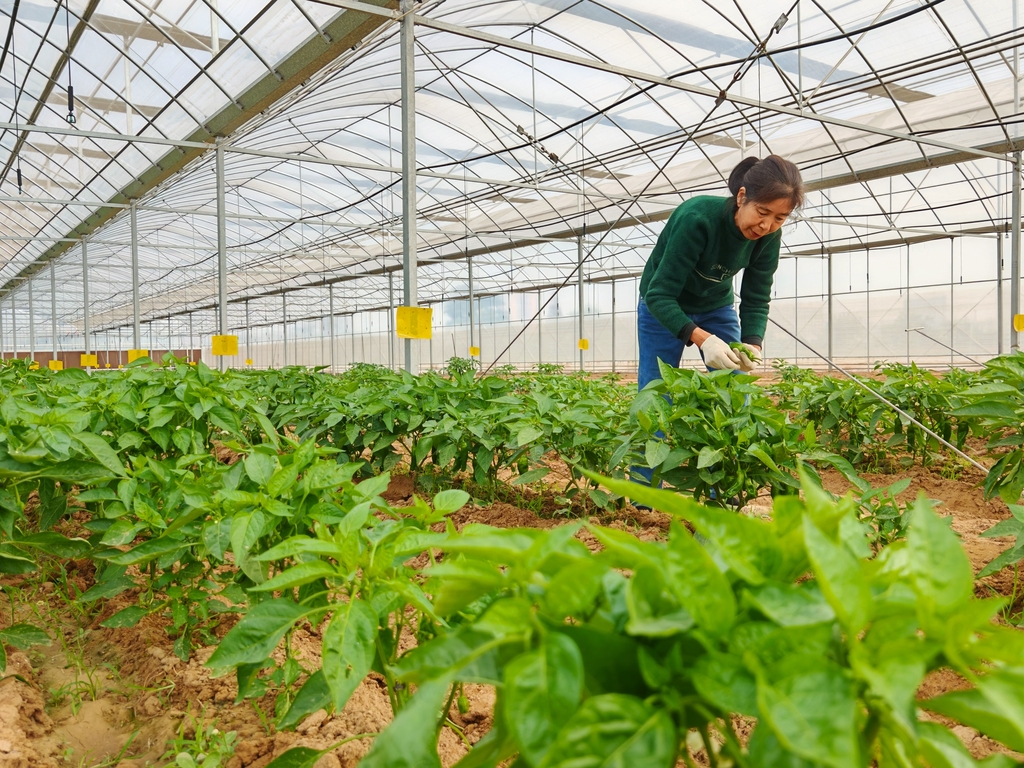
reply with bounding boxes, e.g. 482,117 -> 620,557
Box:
728,156 -> 760,195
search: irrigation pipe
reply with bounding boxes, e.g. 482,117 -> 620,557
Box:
905,327 -> 985,367
767,317 -> 990,475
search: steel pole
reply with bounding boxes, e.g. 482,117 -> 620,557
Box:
28,279 -> 35,362
50,261 -> 57,364
1013,152 -> 1021,351
0,297 -> 4,360
827,253 -> 834,369
468,256 -> 475,359
388,272 -> 395,370
82,237 -> 90,359
400,0 -> 418,374
246,301 -> 251,365
130,200 -> 141,350
611,278 -> 616,373
282,294 -> 288,367
329,288 -> 335,371
578,236 -> 585,372
998,234 -> 1005,356
216,142 -> 228,371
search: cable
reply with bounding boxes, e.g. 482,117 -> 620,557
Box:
767,317 -> 989,474
7,3 -> 23,195
64,0 -> 76,124
482,1 -> 799,374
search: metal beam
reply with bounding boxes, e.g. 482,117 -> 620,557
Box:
2,1 -> 394,295
82,237 -> 90,359
412,15 -> 1010,163
216,142 -> 228,369
131,201 -> 141,349
1013,151 -> 1021,351
400,0 -> 418,374
50,261 -> 57,362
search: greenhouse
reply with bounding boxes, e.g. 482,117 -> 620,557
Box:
3,1 -> 1024,767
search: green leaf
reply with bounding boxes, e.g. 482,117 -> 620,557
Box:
322,599 -> 378,712
512,467 -> 551,486
802,517 -> 871,634
78,575 -> 135,602
230,510 -> 266,563
907,497 -> 973,615
744,583 -> 836,627
278,670 -> 331,731
12,532 -> 91,558
0,550 -> 37,575
101,536 -> 184,567
249,561 -> 338,592
267,464 -> 300,497
0,623 -> 50,649
663,520 -> 735,636
697,445 -> 724,469
921,688 -> 1024,752
206,599 -> 307,672
950,400 -> 1018,420
757,664 -> 860,768
101,519 -> 144,547
100,606 -> 149,629
690,653 -> 758,716
541,693 -> 677,768
504,632 -> 584,767
209,405 -> 241,435
263,747 -> 324,768
72,432 -> 126,477
433,489 -> 471,515
244,451 -> 278,486
517,426 -> 545,448
645,440 -> 670,469
358,676 -> 450,768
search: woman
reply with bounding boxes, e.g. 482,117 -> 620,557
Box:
637,155 -> 803,386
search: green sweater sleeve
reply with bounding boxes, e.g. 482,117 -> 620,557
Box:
738,230 -> 781,345
643,209 -> 707,338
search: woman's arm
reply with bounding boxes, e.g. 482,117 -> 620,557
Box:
738,230 -> 782,347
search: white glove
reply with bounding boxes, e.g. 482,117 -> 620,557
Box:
699,335 -> 742,371
736,343 -> 761,373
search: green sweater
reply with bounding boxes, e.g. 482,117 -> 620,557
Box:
639,195 -> 781,346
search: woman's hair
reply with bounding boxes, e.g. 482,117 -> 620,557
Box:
728,155 -> 804,209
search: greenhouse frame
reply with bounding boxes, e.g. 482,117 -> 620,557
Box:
1,0 -> 1022,373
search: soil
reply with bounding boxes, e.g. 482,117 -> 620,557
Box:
1,459 -> 1021,767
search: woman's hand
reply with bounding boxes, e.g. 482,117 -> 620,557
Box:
736,343 -> 761,372
699,335 -> 742,371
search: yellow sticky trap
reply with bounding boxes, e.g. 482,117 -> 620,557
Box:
105,363 -> 111,368
48,360 -> 64,371
245,358 -> 253,366
80,354 -> 98,367
578,338 -> 590,350
127,349 -> 149,363
1014,314 -> 1024,333
28,361 -> 39,370
212,335 -> 238,356
396,306 -> 433,339
469,346 -> 480,357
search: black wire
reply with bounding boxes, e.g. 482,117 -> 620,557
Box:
6,2 -> 23,194
64,0 -> 74,123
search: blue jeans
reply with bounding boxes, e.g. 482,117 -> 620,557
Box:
632,300 -> 741,488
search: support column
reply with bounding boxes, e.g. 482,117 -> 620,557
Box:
188,313 -> 194,363
1012,152 -> 1021,351
282,294 -> 288,367
0,296 -> 4,360
245,301 -> 251,366
578,237 -> 585,372
12,292 -> 18,359
826,253 -> 833,370
537,289 -> 542,366
216,141 -> 228,371
28,279 -> 35,362
611,279 -> 616,373
400,0 -> 418,374
328,289 -> 335,371
998,234 -> 1005,356
388,272 -> 395,370
468,257 -> 475,360
50,261 -> 57,364
82,237 -> 90,360
130,200 -> 141,350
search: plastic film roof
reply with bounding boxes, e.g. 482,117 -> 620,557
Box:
0,0 -> 1021,339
